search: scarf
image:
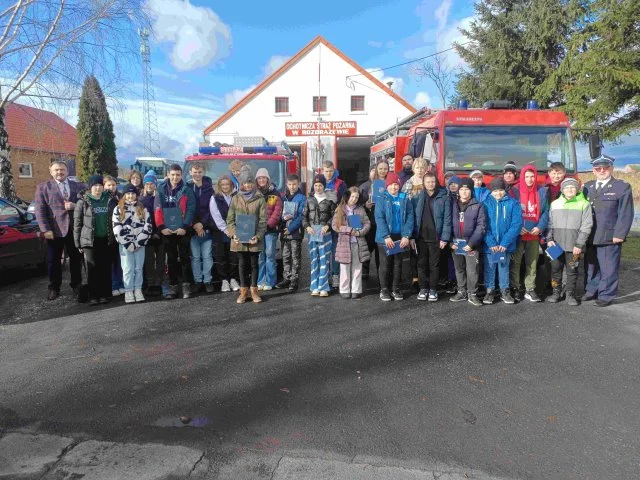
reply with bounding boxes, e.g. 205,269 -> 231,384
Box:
241,188 -> 256,201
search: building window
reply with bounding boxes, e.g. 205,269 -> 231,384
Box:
351,95 -> 365,112
18,163 -> 33,178
313,96 -> 327,113
275,97 -> 289,113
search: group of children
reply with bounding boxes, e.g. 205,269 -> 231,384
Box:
73,156 -> 596,308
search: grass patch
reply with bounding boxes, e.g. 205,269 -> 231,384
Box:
622,236 -> 640,262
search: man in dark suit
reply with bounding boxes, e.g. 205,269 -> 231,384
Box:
583,154 -> 634,307
34,160 -> 83,300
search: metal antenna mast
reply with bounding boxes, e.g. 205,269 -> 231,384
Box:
140,28 -> 160,156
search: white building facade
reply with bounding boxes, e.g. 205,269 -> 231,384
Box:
203,36 -> 416,186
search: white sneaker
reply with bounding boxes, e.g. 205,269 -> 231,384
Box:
112,289 -> 123,297
221,280 -> 231,292
230,279 -> 240,291
262,285 -> 273,291
124,291 -> 135,303
118,288 -> 126,295
134,289 -> 145,302
257,284 -> 264,291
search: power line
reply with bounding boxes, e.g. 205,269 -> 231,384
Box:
346,41 -> 471,79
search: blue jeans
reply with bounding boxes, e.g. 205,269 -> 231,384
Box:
120,245 -> 145,292
111,242 -> 124,290
309,234 -> 332,292
483,253 -> 511,290
258,231 -> 278,287
190,232 -> 213,283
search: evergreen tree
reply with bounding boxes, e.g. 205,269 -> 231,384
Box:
76,76 -> 117,181
454,0 -> 570,108
539,0 -> 640,140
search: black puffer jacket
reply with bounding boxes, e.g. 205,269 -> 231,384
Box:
302,193 -> 337,228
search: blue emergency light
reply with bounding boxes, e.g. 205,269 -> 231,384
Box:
198,145 -> 278,155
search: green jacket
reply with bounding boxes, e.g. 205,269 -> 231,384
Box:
227,191 -> 267,253
546,192 -> 593,251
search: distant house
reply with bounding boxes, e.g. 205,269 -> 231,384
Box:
5,103 -> 77,201
131,157 -> 169,178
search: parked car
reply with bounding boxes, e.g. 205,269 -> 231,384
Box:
0,197 -> 46,270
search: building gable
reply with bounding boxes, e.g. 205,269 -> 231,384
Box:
5,103 -> 77,155
204,36 -> 416,136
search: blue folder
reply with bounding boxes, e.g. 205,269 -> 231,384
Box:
488,251 -> 507,264
371,180 -> 386,204
453,238 -> 468,255
308,224 -> 325,243
283,201 -> 296,218
545,244 -> 564,261
347,214 -> 362,229
235,214 -> 256,243
523,219 -> 538,232
384,240 -> 408,256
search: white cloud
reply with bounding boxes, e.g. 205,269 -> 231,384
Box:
434,0 -> 453,32
146,0 -> 232,71
436,15 -> 473,68
263,55 -> 291,77
223,85 -> 256,109
413,91 -> 432,107
367,68 -> 405,94
368,40 -> 383,48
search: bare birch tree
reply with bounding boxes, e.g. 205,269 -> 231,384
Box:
413,53 -> 456,109
0,0 -> 149,201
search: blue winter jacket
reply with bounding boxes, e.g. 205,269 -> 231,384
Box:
474,186 -> 490,204
281,189 -> 307,240
412,187 -> 452,242
375,191 -> 414,244
482,194 -> 522,254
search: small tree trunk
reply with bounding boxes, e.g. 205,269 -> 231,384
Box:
0,105 -> 17,202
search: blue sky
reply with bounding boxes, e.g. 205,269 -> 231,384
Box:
103,0 -> 636,170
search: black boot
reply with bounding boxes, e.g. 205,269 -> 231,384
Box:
546,288 -> 561,303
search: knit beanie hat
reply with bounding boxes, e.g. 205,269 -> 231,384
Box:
88,174 -> 103,187
459,177 -> 475,192
313,174 -> 326,188
143,170 -> 157,184
489,178 -> 507,192
237,165 -> 253,185
447,175 -> 461,186
503,161 -> 518,173
469,169 -> 483,179
385,172 -> 400,188
255,168 -> 270,181
122,183 -> 139,196
561,178 -> 579,191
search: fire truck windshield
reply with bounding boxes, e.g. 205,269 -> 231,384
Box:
443,126 -> 576,173
194,158 -> 285,191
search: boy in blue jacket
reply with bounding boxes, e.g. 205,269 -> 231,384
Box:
482,178 -> 522,304
375,173 -> 414,301
277,174 -> 306,291
450,178 -> 486,306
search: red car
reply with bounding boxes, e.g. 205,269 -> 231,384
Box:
0,197 -> 46,270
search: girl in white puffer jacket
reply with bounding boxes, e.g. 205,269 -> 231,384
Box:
112,184 -> 152,303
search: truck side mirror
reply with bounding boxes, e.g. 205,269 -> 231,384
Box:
588,133 -> 601,160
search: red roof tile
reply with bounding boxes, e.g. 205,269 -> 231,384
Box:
5,103 -> 77,155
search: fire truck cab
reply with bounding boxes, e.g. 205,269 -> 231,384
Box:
185,137 -> 299,193
371,102 -> 580,186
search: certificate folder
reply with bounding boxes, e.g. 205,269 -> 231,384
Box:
347,215 -> 362,229
384,240 -> 407,256
235,214 -> 255,243
162,207 -> 183,231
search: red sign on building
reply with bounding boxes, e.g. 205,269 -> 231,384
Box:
285,121 -> 357,136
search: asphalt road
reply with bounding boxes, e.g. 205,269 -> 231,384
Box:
1,257 -> 639,479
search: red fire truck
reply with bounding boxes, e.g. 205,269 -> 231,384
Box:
185,137 -> 299,193
371,102 -> 589,185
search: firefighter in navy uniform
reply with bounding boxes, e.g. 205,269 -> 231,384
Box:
583,154 -> 634,307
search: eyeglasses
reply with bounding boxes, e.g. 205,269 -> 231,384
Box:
593,166 -> 610,172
